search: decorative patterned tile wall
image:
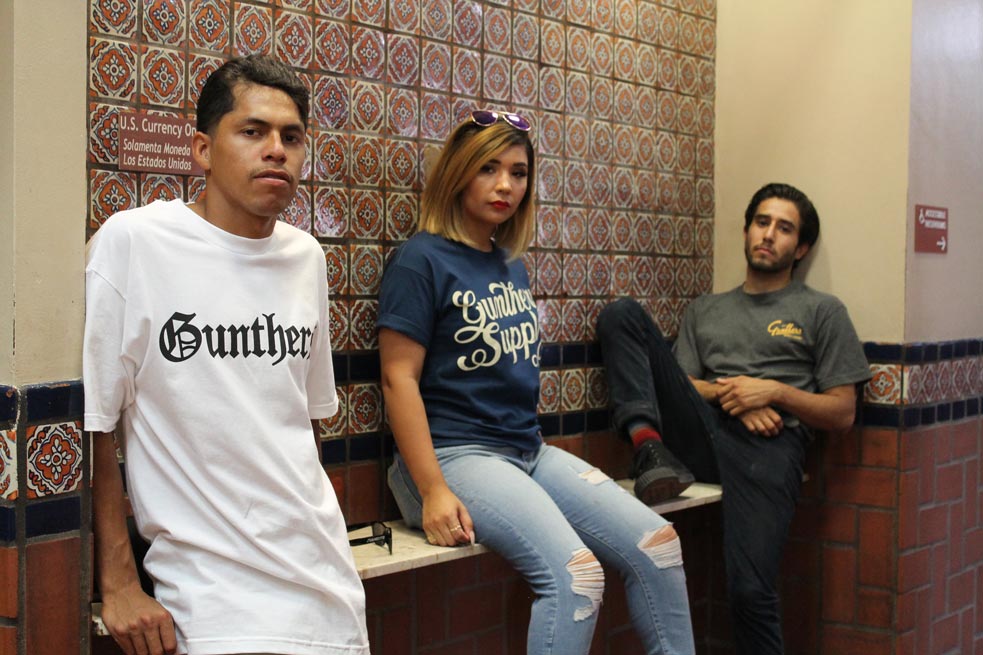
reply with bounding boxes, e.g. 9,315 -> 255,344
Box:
862,340 -> 983,428
85,0 -> 718,461
0,381 -> 88,655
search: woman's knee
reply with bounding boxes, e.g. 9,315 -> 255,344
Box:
636,524 -> 684,570
565,548 -> 605,622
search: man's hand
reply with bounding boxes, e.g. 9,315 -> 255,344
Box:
716,376 -> 780,416
735,406 -> 784,437
689,377 -> 723,403
101,582 -> 177,655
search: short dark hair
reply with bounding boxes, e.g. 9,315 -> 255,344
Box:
743,182 -> 820,249
196,55 -> 309,134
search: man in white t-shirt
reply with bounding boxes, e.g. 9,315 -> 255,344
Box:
85,55 -> 369,655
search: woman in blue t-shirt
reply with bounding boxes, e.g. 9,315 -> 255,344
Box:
378,110 -> 695,655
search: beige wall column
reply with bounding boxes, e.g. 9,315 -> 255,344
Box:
715,0 -> 912,342
1,1 -> 14,382
1,0 -> 87,385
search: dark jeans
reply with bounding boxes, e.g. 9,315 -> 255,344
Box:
597,298 -> 809,655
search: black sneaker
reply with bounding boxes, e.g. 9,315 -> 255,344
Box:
631,440 -> 695,505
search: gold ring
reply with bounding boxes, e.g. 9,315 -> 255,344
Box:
450,525 -> 463,532
426,533 -> 435,544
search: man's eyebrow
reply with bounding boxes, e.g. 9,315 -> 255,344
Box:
241,116 -> 305,131
754,212 -> 797,227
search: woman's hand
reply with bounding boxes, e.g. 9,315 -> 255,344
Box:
421,485 -> 475,547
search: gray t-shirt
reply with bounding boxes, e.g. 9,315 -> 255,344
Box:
674,281 -> 871,410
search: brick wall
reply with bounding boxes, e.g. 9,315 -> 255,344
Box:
358,503 -> 719,655
0,382 -> 88,655
766,339 -> 983,655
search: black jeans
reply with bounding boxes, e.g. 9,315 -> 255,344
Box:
597,298 -> 809,655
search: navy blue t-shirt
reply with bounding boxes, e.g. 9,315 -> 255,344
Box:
377,232 -> 542,451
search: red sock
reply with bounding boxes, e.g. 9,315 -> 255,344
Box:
629,425 -> 662,449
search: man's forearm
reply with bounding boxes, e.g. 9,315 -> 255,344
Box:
689,377 -> 720,403
773,383 -> 856,433
91,431 -> 141,593
716,376 -> 857,433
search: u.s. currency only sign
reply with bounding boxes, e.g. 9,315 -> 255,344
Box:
118,111 -> 203,176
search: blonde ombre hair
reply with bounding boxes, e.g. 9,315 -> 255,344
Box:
418,118 -> 536,260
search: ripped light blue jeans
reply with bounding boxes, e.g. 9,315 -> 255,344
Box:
388,443 -> 695,655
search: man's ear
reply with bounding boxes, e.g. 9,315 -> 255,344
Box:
191,131 -> 211,173
794,242 -> 810,262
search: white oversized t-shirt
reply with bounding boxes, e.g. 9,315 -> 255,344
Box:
83,199 -> 368,655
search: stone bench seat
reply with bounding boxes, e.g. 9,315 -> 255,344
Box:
93,481 -> 722,636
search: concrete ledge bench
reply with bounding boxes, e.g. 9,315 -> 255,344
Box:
93,481 -> 722,636
351,481 -> 722,580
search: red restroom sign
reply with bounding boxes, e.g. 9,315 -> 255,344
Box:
914,204 -> 949,254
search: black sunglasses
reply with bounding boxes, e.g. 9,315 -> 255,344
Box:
470,109 -> 531,132
347,521 -> 392,555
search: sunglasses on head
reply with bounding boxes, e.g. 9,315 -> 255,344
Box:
470,109 -> 531,132
347,521 -> 393,555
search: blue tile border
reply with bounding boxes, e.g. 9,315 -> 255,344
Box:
539,414 -> 560,438
860,338 -> 983,429
561,344 -> 586,366
561,411 -> 585,435
540,344 -> 561,368
0,504 -> 14,542
0,386 -> 16,425
863,342 -> 903,362
332,353 -> 349,384
876,339 -> 983,365
862,399 -> 983,429
349,353 -> 380,381
586,408 -> 610,432
860,405 -> 902,428
349,433 -> 381,461
586,342 -> 603,366
23,380 -> 84,423
321,437 -> 346,465
25,494 -> 81,538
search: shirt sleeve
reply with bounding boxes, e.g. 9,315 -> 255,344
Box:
376,248 -> 436,348
672,299 -> 704,379
83,269 -> 133,434
306,249 -> 339,420
812,299 -> 872,391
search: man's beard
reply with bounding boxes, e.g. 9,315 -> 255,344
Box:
744,243 -> 796,273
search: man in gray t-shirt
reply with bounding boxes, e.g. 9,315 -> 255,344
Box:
597,183 -> 870,655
